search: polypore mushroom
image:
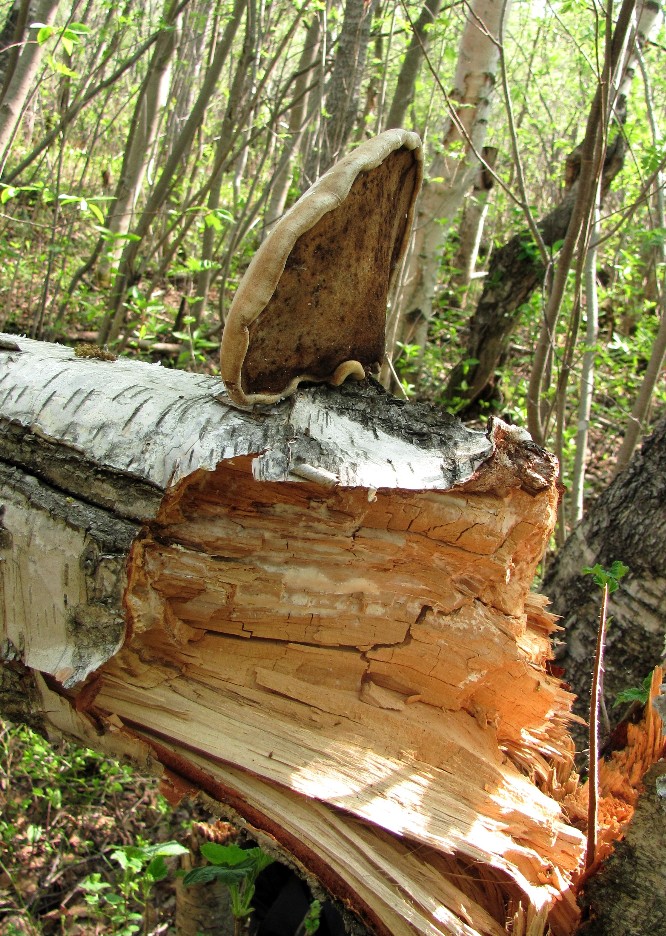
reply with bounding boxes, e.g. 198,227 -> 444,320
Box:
220,129 -> 423,406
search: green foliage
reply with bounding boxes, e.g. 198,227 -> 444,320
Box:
0,721 -> 176,934
80,840 -> 188,935
613,671 -> 654,709
583,560 -> 629,594
183,841 -> 274,922
298,898 -> 322,935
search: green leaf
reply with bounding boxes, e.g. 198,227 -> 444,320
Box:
87,203 -> 105,223
0,185 -> 17,204
204,212 -> 222,231
146,855 -> 169,882
182,864 -> 253,887
613,671 -> 653,708
609,560 -> 629,582
582,563 -> 608,587
199,843 -> 253,867
118,840 -> 188,861
45,53 -> 79,78
583,561 -> 629,594
56,61 -> 79,79
302,898 -> 322,934
111,848 -> 143,873
34,24 -> 54,43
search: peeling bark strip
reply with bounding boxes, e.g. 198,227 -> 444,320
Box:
0,335 -> 661,936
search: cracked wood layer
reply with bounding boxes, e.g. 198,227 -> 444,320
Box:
1,335 -> 584,936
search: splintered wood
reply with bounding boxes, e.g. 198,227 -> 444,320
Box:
8,338 -> 663,936
566,666 -> 665,871
91,450 -> 584,935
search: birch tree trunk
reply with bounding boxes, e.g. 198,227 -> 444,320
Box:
0,332 -> 585,936
0,0 -> 59,170
95,0 -> 181,285
446,148 -> 497,310
390,0 -> 510,362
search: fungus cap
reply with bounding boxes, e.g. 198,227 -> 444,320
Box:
220,129 -> 423,405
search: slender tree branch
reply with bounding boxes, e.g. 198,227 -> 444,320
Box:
586,581 -> 609,870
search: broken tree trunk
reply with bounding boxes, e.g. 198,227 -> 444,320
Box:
0,334 -> 658,936
543,415 -> 666,744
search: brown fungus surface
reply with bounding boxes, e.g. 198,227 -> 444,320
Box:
220,129 -> 423,405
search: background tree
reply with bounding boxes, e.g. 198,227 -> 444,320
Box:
0,0 -> 59,169
390,0 -> 512,365
544,414 -> 666,745
303,0 -> 376,183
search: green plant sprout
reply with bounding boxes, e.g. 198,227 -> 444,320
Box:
80,840 -> 188,935
182,842 -> 274,936
613,670 -> 654,708
582,560 -> 629,594
296,898 -> 322,935
582,559 -> 629,871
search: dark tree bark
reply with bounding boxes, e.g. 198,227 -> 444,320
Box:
543,416 -> 666,740
303,0 -> 376,183
577,760 -> 666,935
0,0 -> 28,95
442,136 -> 627,413
385,0 -> 442,130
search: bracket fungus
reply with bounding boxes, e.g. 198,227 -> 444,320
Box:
220,129 -> 423,405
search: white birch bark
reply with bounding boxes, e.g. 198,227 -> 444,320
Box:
391,0 -> 511,358
448,149 -> 497,307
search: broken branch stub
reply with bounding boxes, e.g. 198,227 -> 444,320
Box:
220,129 -> 423,405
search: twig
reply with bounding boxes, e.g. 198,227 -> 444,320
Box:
586,580 -> 609,870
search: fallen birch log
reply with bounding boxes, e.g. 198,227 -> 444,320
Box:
3,125 -> 665,935
0,333 -> 595,936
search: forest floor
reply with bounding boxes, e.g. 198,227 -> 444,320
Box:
0,721 -> 194,934
0,721 -> 341,936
